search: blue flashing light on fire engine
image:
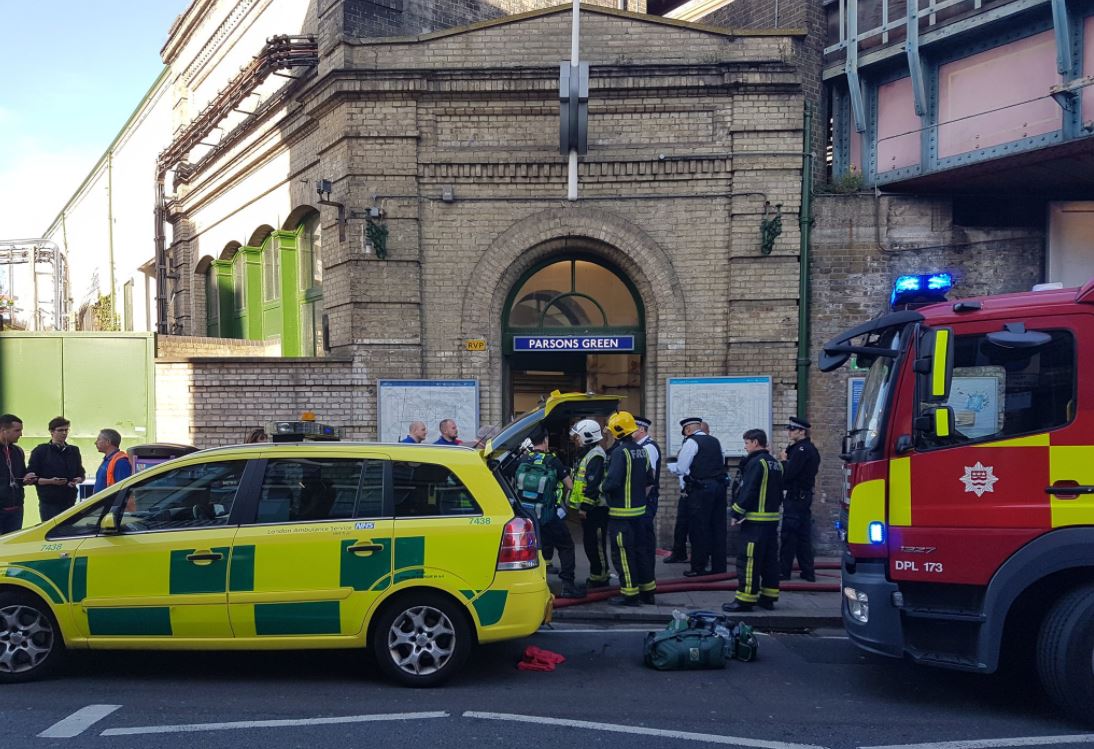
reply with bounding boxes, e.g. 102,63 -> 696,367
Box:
890,272 -> 954,309
868,521 -> 886,544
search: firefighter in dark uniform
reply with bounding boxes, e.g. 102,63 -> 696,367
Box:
780,416 -> 820,582
634,416 -> 661,585
723,428 -> 783,612
668,417 -> 727,577
603,411 -> 655,606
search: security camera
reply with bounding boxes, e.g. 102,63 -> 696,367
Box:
315,179 -> 333,196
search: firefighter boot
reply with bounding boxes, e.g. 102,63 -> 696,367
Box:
557,582 -> 586,600
609,595 -> 640,607
639,591 -> 656,605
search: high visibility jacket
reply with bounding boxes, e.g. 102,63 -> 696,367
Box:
731,449 -> 783,523
569,445 -> 606,509
603,437 -> 651,519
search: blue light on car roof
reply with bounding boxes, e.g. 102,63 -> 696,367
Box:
891,272 -> 954,309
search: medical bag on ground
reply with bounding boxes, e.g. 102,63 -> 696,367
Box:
643,626 -> 728,670
687,610 -> 759,662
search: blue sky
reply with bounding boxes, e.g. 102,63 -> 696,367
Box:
0,1 -> 190,239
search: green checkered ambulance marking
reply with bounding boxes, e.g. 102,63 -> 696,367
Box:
471,590 -> 509,626
5,565 -> 66,605
87,607 -> 172,636
229,544 -> 256,592
254,601 -> 341,636
340,538 -> 392,591
169,547 -> 230,595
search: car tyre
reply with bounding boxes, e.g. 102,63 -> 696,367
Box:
0,590 -> 65,683
1036,583 -> 1094,723
372,591 -> 471,687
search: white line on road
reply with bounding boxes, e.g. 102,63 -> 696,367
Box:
100,711 -> 449,736
860,734 -> 1094,749
464,710 -> 829,749
38,704 -> 122,738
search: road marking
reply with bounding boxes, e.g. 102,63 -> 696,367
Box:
38,705 -> 122,738
860,735 -> 1094,749
464,711 -> 829,749
100,711 -> 449,736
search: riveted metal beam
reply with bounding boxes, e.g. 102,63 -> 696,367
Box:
1051,0 -> 1073,78
906,1 -> 928,117
846,0 -> 867,133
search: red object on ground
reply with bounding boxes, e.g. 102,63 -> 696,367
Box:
517,645 -> 567,671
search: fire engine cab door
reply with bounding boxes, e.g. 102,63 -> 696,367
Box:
889,315 -> 1084,585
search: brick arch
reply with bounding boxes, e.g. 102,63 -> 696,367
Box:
461,205 -> 686,424
218,240 -> 242,261
283,205 -> 319,231
247,224 -> 275,248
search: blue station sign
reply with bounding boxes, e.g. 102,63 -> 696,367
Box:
513,335 -> 636,352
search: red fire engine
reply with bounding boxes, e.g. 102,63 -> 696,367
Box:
821,276 -> 1094,721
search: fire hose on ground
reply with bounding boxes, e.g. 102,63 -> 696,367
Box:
552,561 -> 842,608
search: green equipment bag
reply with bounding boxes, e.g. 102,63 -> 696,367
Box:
643,627 -> 727,671
514,453 -> 560,526
687,611 -> 759,663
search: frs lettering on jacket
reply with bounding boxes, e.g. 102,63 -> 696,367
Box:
960,461 -> 998,497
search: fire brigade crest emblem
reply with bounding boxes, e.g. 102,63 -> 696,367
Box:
960,461 -> 998,497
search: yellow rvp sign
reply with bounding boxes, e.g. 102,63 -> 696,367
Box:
465,338 -> 487,351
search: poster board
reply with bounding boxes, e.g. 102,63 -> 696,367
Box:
666,376 -> 772,457
377,380 -> 479,445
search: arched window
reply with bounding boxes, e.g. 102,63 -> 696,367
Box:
298,213 -> 324,356
506,258 -> 641,330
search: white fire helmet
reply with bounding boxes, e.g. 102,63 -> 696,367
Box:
569,418 -> 603,446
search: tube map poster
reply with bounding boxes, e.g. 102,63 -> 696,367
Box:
666,376 -> 773,457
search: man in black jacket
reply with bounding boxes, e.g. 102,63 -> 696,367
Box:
0,414 -> 29,535
780,417 -> 820,582
603,411 -> 654,606
28,417 -> 86,521
723,428 -> 783,613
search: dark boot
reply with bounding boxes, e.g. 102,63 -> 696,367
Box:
585,578 -> 610,589
609,595 -> 640,607
722,600 -> 754,613
557,582 -> 586,600
639,591 -> 656,605
757,597 -> 776,610
663,555 -> 689,564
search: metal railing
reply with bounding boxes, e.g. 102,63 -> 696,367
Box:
826,0 -> 1007,55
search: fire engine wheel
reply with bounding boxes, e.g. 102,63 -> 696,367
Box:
372,592 -> 471,687
1036,583 -> 1094,722
0,591 -> 65,683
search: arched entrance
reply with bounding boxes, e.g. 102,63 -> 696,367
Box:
503,255 -> 645,415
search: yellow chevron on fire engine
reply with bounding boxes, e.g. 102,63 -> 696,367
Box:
1049,446 -> 1094,528
888,458 -> 911,527
847,479 -> 885,545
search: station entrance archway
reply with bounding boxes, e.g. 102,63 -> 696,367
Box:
502,255 -> 644,417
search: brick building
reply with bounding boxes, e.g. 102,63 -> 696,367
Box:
145,0 -> 811,548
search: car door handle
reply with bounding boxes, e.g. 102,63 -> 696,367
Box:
185,551 -> 224,564
346,543 -> 384,555
1045,481 -> 1094,499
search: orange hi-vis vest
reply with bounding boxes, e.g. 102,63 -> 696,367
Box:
106,451 -> 129,486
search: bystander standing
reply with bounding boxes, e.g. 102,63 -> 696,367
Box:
28,417 -> 85,521
94,429 -> 132,493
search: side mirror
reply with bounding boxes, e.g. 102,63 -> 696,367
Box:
100,513 -> 119,534
916,327 -> 954,402
915,406 -> 955,439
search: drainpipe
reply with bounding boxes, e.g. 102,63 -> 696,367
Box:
108,150 -> 116,327
796,103 -> 814,417
154,170 -> 168,334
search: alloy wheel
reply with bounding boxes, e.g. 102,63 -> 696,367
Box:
0,604 -> 54,674
386,604 -> 456,676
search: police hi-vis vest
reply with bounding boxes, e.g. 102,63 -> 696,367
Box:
568,445 -> 607,509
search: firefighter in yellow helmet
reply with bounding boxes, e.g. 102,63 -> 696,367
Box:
603,411 -> 656,606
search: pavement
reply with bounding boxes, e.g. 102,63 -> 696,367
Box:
543,517 -> 844,630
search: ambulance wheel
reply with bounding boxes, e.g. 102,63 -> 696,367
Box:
0,591 -> 65,683
1036,583 -> 1094,722
373,592 -> 470,687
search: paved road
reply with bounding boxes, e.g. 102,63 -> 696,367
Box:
9,626 -> 1090,748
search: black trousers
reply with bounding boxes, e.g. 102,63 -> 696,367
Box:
735,521 -> 780,604
39,499 -> 75,523
637,512 -> 657,587
581,506 -> 610,583
539,520 -> 575,583
780,496 -> 815,579
688,479 -> 728,574
608,517 -> 655,598
671,493 -> 690,558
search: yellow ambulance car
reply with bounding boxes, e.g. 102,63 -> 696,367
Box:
0,393 -> 617,686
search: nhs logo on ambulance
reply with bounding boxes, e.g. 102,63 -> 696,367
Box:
513,335 -> 635,352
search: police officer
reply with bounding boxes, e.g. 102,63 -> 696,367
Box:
568,418 -> 610,589
603,411 -> 655,606
668,417 -> 727,577
634,416 -> 661,586
780,416 -> 820,582
723,429 -> 783,612
516,427 -> 584,599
